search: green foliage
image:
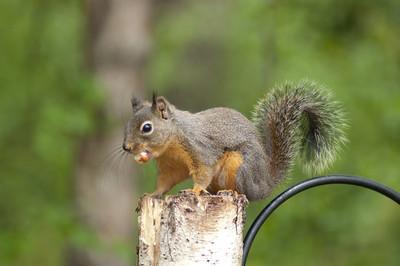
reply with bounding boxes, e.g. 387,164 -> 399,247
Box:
0,1 -> 101,265
1,0 -> 400,265
148,0 -> 400,265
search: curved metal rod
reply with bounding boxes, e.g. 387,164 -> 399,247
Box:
242,175 -> 400,265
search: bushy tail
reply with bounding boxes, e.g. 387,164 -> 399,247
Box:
252,80 -> 347,184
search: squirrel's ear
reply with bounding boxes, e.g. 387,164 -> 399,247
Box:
131,97 -> 143,113
152,96 -> 171,120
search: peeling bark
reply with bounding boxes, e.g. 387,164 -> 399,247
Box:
137,191 -> 248,266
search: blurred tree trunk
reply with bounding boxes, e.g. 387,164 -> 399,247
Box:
67,1 -> 152,266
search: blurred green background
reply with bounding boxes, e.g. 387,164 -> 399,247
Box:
1,0 -> 399,266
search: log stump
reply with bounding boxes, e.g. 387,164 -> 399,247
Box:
136,190 -> 248,266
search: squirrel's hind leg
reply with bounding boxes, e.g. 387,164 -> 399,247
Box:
208,151 -> 243,194
235,143 -> 274,201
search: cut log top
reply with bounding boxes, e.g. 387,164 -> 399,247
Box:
137,190 -> 248,266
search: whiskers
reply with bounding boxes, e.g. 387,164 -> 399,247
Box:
99,143 -> 133,189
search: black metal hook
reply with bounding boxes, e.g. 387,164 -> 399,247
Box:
242,175 -> 400,265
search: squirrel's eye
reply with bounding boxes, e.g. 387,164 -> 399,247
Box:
140,121 -> 153,135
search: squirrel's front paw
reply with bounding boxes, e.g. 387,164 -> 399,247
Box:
192,184 -> 210,197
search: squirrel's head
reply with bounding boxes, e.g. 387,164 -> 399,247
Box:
122,94 -> 176,163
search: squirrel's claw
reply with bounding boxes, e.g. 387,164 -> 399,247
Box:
192,184 -> 210,197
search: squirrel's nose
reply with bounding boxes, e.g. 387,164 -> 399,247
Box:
122,143 -> 132,152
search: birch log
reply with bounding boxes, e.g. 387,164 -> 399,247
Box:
137,190 -> 248,266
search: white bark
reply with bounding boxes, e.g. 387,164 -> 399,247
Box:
137,191 -> 248,266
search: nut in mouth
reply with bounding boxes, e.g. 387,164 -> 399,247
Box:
134,150 -> 152,163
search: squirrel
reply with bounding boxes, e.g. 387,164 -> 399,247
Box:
122,80 -> 347,201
